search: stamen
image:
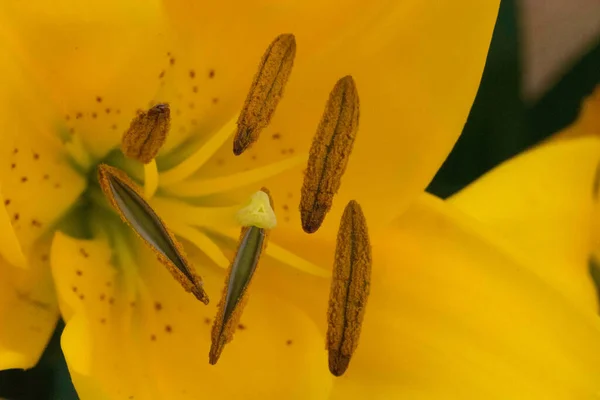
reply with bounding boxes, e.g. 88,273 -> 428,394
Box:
300,76 -> 360,233
209,189 -> 274,364
144,160 -> 159,198
97,164 -> 209,304
121,103 -> 171,164
162,154 -> 307,198
266,242 -> 330,278
327,200 -> 371,377
151,197 -> 239,229
168,222 -> 229,269
159,114 -> 238,186
233,34 -> 296,155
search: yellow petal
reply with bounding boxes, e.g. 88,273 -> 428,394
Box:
51,231 -> 161,399
0,36 -> 86,257
0,240 -> 59,370
60,313 -> 112,400
0,186 -> 27,269
51,231 -> 332,399
450,136 -> 600,311
0,0 -> 171,159
331,194 -> 600,398
0,132 -> 86,259
187,1 -> 499,241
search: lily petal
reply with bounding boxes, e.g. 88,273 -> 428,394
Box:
0,131 -> 86,259
0,240 -> 59,370
51,231 -> 155,399
51,231 -> 332,399
189,1 -> 500,239
331,194 -> 600,398
0,0 -> 171,159
0,186 -> 27,269
0,38 -> 86,259
450,136 -> 600,311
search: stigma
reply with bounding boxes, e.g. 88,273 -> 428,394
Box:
236,190 -> 278,229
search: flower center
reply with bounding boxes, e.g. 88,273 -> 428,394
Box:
53,31 -> 376,377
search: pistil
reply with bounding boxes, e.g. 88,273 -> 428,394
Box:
209,189 -> 276,364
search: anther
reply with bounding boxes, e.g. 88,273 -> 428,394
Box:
327,200 -> 371,377
97,164 -> 209,304
209,189 -> 275,364
300,76 -> 360,233
233,34 -> 296,155
122,103 -> 171,164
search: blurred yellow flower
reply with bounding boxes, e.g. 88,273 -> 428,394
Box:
3,1 -> 599,399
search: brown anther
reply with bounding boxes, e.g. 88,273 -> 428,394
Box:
300,76 -> 360,233
209,189 -> 274,365
327,200 -> 371,377
97,164 -> 209,304
121,103 -> 171,164
233,34 -> 296,156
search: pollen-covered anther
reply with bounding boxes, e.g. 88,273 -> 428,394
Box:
209,188 -> 275,364
121,103 -> 171,164
327,200 -> 372,377
300,75 -> 360,234
233,34 -> 296,156
97,164 -> 209,304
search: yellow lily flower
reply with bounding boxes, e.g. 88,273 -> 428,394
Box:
50,136 -> 600,400
7,1 -> 599,399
